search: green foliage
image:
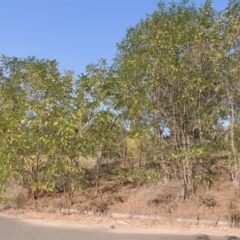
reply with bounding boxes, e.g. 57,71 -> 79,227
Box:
130,167 -> 164,186
107,0 -> 240,196
0,56 -> 90,196
1,0 -> 240,200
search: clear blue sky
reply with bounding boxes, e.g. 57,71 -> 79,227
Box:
1,0 -> 228,75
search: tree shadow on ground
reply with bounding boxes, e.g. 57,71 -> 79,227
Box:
196,235 -> 240,240
196,235 -> 210,240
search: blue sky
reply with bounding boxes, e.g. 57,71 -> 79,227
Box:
1,0 -> 228,75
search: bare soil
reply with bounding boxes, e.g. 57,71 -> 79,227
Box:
2,176 -> 240,230
1,207 -> 240,237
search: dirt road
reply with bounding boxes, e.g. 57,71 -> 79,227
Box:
0,214 -> 239,240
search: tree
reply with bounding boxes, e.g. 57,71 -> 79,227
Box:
76,59 -> 128,195
0,56 -> 83,198
109,0 -> 227,198
220,0 -> 240,182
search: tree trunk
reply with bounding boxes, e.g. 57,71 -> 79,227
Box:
230,99 -> 239,182
95,146 -> 102,196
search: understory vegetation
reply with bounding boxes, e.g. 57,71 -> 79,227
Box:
0,0 -> 240,214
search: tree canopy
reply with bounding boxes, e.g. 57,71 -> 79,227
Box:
1,0 -> 240,200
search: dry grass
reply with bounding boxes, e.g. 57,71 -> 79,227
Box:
2,168 -> 240,229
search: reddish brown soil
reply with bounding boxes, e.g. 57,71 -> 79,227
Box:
3,177 -> 240,228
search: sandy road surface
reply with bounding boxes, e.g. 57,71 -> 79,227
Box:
0,213 -> 240,240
